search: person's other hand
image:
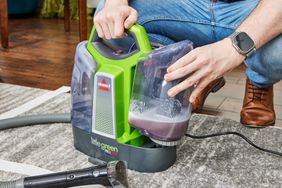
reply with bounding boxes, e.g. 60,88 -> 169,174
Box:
93,1 -> 138,39
164,38 -> 245,103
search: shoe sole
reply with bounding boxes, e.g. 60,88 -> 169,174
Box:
195,78 -> 226,112
240,119 -> 276,128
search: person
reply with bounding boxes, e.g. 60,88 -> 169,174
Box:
93,0 -> 282,127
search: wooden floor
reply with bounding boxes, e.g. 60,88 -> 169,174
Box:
0,17 -> 85,89
0,18 -> 281,126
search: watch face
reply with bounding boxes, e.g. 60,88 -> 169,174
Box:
235,32 -> 255,53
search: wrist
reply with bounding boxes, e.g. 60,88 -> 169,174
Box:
222,38 -> 246,63
105,0 -> 128,6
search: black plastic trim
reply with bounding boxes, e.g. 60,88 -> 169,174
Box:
72,126 -> 176,172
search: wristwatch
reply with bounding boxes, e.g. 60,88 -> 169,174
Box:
229,31 -> 256,58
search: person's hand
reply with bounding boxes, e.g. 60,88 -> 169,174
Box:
93,1 -> 138,39
164,38 -> 246,103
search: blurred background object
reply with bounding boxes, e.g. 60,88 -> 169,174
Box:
8,0 -> 39,15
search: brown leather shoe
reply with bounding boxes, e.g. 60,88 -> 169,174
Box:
240,80 -> 275,127
192,77 -> 225,112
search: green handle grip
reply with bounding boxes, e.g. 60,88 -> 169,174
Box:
87,24 -> 152,62
127,24 -> 152,53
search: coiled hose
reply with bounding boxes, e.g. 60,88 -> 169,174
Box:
0,114 -> 71,188
0,114 -> 71,131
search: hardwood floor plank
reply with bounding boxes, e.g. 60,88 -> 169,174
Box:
0,18 -> 90,89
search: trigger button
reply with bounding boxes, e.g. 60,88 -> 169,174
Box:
114,50 -> 124,55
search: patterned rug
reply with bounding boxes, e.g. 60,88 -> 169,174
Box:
0,83 -> 282,188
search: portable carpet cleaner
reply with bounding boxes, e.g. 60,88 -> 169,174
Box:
71,24 -> 194,172
1,24 -> 282,188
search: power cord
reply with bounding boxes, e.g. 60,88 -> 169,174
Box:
1,114 -> 281,157
185,131 -> 282,157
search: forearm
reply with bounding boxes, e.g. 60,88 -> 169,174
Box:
237,0 -> 282,49
105,0 -> 128,6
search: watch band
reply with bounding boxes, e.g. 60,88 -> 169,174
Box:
229,31 -> 239,39
246,47 -> 256,57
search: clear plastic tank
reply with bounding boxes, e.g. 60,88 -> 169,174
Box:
128,40 -> 194,146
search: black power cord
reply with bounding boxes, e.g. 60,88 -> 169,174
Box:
185,131 -> 282,157
1,114 -> 281,157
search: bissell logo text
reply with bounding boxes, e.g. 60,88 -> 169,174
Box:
98,79 -> 110,92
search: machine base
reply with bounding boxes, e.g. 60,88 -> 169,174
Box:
73,126 -> 176,172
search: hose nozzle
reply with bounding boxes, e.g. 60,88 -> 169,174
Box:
107,161 -> 129,187
0,161 -> 128,188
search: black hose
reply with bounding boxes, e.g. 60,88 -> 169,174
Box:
0,114 -> 71,131
0,161 -> 128,188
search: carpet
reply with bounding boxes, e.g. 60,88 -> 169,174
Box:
0,83 -> 282,188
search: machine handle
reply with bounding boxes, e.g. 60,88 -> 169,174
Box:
89,24 -> 152,60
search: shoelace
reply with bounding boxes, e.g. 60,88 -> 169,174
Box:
248,85 -> 267,101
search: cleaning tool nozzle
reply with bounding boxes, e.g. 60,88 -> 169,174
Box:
107,160 -> 129,187
0,161 -> 128,188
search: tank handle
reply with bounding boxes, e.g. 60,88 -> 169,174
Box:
88,24 -> 151,60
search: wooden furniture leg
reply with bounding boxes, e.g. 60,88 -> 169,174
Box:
78,0 -> 87,41
0,0 -> 8,48
64,0 -> 70,32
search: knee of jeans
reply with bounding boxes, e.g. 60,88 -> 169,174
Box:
252,35 -> 282,76
129,0 -> 157,25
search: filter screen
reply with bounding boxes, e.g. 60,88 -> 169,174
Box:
92,73 -> 116,138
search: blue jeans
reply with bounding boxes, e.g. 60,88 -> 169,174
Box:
96,0 -> 282,88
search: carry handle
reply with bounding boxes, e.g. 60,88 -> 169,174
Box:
89,24 -> 152,60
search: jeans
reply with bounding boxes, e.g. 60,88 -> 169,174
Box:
96,0 -> 282,88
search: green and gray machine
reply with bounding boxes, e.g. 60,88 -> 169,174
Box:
71,24 -> 193,172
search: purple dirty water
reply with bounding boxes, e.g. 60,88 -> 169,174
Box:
128,40 -> 194,141
128,103 -> 191,141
